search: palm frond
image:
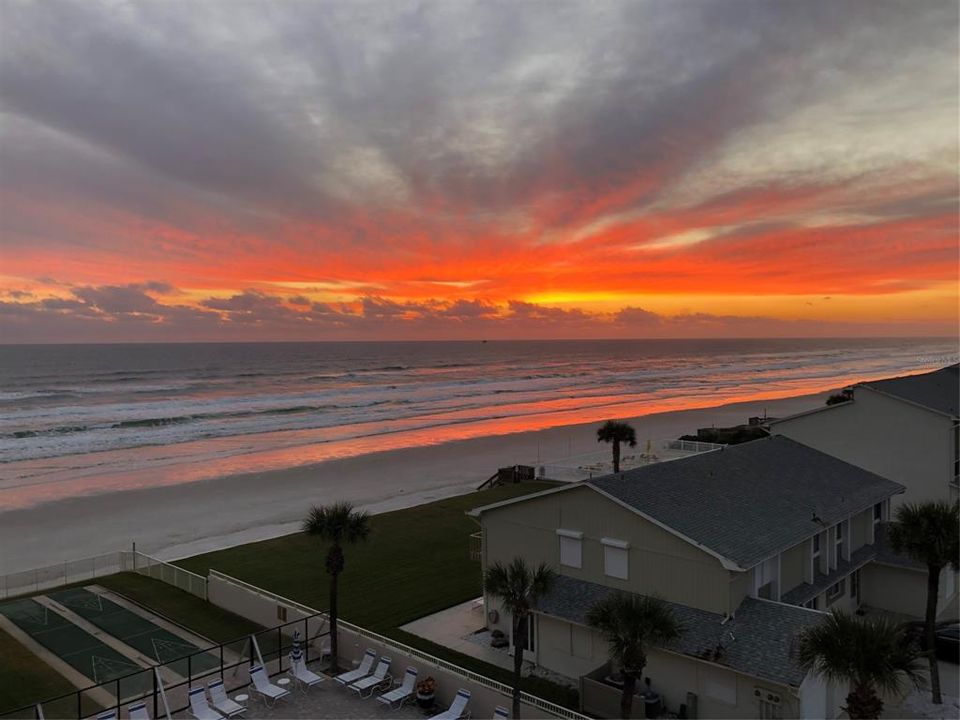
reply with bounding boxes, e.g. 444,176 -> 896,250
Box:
794,611 -> 924,695
889,501 -> 959,568
596,420 -> 637,447
586,592 -> 682,672
302,501 -> 371,545
484,557 -> 556,614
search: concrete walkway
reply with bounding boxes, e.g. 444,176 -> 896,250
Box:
400,599 -> 518,673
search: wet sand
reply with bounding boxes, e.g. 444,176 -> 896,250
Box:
1,389 -> 831,574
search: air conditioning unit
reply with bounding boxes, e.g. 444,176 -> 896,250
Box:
754,687 -> 782,706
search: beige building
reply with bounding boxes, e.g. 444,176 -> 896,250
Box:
769,364 -> 959,507
470,436 -> 912,719
770,364 -> 960,620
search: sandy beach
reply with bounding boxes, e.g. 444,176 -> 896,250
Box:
0,388 -> 833,575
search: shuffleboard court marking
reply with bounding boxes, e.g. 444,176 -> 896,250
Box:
151,636 -> 198,663
91,655 -> 141,684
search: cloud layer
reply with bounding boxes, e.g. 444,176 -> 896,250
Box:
1,0 -> 957,341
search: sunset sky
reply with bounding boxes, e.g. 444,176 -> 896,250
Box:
1,0 -> 957,342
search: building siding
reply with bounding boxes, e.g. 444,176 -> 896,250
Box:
538,615 -> 801,719
482,485 -> 734,614
772,390 -> 952,507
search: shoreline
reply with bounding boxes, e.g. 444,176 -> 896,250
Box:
1,387 -> 834,574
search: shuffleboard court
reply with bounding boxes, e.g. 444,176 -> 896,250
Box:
0,598 -> 151,696
48,588 -> 220,677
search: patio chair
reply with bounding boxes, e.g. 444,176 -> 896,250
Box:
249,665 -> 290,707
430,689 -> 471,720
333,648 -> 377,686
493,706 -> 510,719
349,656 -> 392,697
208,679 -> 246,717
188,687 -> 224,720
127,702 -> 150,720
377,666 -> 418,709
290,656 -> 325,691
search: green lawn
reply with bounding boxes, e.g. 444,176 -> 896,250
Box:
95,573 -> 264,643
0,626 -> 76,715
176,482 -> 556,631
177,482 -> 578,708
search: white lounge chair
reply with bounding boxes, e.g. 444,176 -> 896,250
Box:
188,687 -> 224,720
96,712 -> 117,720
289,656 -> 325,691
430,689 -> 471,720
249,665 -> 290,707
377,667 -> 417,708
334,648 -> 376,686
208,679 -> 246,717
494,706 -> 510,719
349,656 -> 391,697
127,702 -> 150,720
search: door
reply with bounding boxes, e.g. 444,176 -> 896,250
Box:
509,613 -> 537,661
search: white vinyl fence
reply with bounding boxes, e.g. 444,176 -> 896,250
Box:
0,550 -> 207,600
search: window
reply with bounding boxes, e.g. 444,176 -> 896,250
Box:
942,567 -> 956,599
754,556 -> 779,600
812,534 -> 821,570
827,579 -> 845,603
953,422 -> 959,484
557,529 -> 582,568
602,538 -> 629,580
835,522 -> 845,562
802,597 -> 818,610
850,569 -> 860,602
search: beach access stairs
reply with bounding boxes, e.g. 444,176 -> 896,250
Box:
477,465 -> 537,490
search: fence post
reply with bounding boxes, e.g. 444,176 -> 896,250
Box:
153,663 -> 158,720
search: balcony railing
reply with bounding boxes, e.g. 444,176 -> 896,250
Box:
470,531 -> 483,561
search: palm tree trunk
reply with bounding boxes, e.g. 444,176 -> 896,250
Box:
844,682 -> 884,719
613,439 -> 621,474
620,673 -> 637,719
328,569 -> 340,673
925,564 -> 942,704
512,614 -> 525,718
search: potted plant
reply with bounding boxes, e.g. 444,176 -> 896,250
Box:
416,676 -> 437,709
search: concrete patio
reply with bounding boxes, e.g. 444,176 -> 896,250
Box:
171,668 -> 428,720
400,598 -> 517,674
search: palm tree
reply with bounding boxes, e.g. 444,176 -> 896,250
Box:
483,558 -> 556,718
597,420 -> 637,474
302,502 -> 371,673
794,610 -> 924,719
888,500 -> 960,704
586,592 -> 683,719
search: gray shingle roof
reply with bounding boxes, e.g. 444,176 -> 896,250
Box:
536,575 -> 823,687
862,364 -> 959,418
587,435 -> 904,569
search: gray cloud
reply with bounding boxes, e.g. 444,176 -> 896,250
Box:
0,284 -> 953,343
2,0 -> 955,237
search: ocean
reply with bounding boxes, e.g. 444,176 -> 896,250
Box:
1,338 -> 956,510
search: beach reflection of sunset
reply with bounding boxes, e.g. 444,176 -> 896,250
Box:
3,364 -> 948,511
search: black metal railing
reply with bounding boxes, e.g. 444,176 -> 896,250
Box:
1,613 -> 330,720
